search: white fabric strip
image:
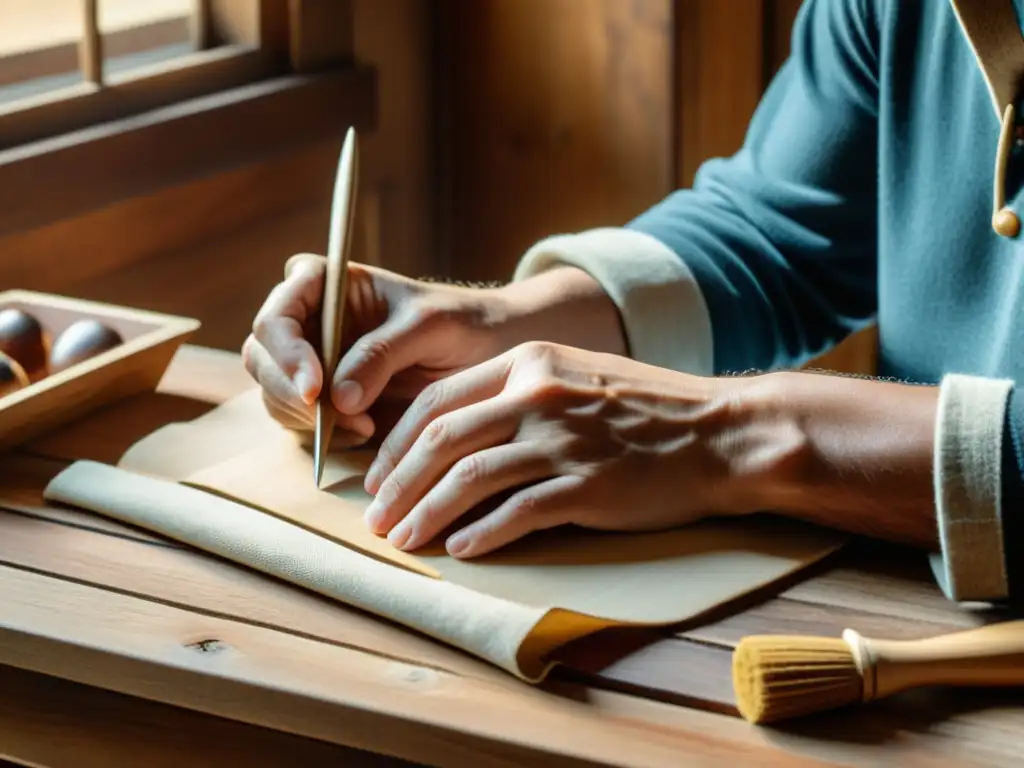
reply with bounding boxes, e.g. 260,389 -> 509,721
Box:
513,227 -> 715,376
43,461 -> 556,679
930,373 -> 1012,602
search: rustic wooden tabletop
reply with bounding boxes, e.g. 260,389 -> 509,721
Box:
0,345 -> 1020,768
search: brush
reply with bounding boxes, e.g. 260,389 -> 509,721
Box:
732,620 -> 1024,724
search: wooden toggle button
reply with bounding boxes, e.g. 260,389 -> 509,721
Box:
993,207 -> 1021,238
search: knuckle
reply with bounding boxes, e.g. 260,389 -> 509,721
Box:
452,455 -> 485,486
356,335 -> 391,364
514,339 -> 556,362
417,380 -> 447,413
379,472 -> 407,507
372,449 -> 396,482
510,492 -> 542,519
251,303 -> 279,342
415,499 -> 445,529
284,252 -> 326,280
423,416 -> 453,452
523,375 -> 570,406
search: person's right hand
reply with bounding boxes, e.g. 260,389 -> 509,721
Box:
242,253 -> 513,444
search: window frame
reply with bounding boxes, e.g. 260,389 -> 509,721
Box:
0,0 -> 375,240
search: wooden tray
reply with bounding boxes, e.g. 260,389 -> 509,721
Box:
0,290 -> 199,452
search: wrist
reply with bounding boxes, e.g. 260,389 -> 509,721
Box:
722,370 -> 940,547
493,267 -> 628,357
697,372 -> 816,517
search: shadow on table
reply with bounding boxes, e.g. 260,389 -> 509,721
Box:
20,391 -> 215,465
764,686 -> 1024,747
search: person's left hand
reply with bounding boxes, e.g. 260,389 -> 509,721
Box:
361,341 -> 781,558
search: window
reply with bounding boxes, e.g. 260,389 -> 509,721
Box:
0,0 -> 376,240
0,1 -> 200,108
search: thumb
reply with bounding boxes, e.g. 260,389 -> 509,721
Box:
330,308 -> 434,415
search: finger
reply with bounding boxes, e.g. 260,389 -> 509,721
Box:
329,312 -> 423,416
379,443 -> 554,551
445,475 -> 584,559
284,252 -> 325,280
365,354 -> 512,493
248,336 -> 375,437
244,336 -> 311,414
252,256 -> 326,404
262,389 -> 312,431
329,279 -> 462,417
264,386 -> 376,439
363,394 -> 518,537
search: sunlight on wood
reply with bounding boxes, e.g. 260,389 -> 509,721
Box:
98,0 -> 192,34
0,0 -> 191,57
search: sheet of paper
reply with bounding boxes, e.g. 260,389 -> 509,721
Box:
117,389 -> 291,480
79,383 -> 846,677
118,388 -> 367,480
185,429 -> 845,625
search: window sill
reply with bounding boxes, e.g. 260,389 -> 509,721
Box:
0,64 -> 376,239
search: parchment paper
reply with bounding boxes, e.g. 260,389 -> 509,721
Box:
185,431 -> 845,624
49,388 -> 848,677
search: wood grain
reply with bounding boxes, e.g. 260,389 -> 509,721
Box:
675,0 -> 766,186
288,0 -> 354,72
0,47 -> 276,150
0,498 -> 507,679
683,596 -> 982,648
0,291 -> 199,452
0,67 -> 376,239
0,663 -> 415,767
0,561 -> 823,768
66,201 -> 332,351
437,0 -> 674,281
0,140 -> 338,297
2,345 -> 1023,765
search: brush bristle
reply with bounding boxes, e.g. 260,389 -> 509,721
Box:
732,635 -> 863,724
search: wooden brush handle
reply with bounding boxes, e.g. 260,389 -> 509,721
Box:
846,620 -> 1024,701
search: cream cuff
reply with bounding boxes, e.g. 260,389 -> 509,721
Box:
512,227 -> 714,376
929,373 -> 1013,603
513,231 -> 1014,604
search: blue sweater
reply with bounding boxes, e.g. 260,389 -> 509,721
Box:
627,1 -> 1024,593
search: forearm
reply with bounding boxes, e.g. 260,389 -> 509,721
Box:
496,266 -> 628,357
726,371 -> 940,548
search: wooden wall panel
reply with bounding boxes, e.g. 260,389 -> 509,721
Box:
352,0 -> 435,277
438,0 -> 876,375
437,0 -> 674,282
675,0 -> 766,186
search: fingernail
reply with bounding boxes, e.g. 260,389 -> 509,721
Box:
388,522 -> 412,550
293,369 -> 315,404
446,532 -> 471,557
335,380 -> 363,413
363,498 -> 384,531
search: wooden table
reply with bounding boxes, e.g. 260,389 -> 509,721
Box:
0,345 -> 1022,768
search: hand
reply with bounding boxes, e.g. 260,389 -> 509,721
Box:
361,341 -> 783,558
242,254 -> 511,441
